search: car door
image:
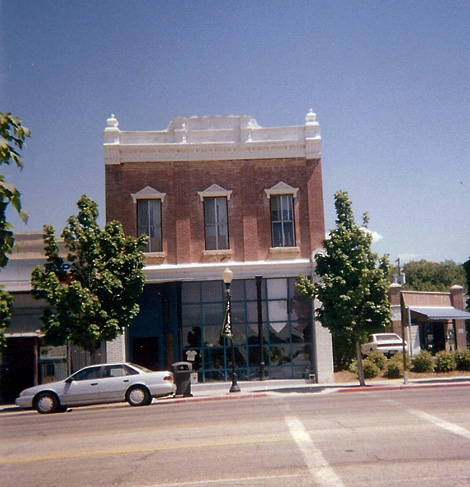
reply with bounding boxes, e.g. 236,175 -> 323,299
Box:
61,366 -> 102,405
99,364 -> 136,402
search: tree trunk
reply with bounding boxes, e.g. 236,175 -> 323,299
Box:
354,328 -> 366,386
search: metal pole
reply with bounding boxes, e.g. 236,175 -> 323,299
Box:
256,276 -> 265,380
225,281 -> 240,393
402,307 -> 409,385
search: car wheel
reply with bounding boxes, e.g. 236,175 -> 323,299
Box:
34,392 -> 60,414
126,386 -> 151,407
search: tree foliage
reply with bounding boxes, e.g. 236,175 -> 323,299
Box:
31,195 -> 148,352
0,112 -> 30,347
464,257 -> 470,311
401,260 -> 466,292
296,190 -> 391,385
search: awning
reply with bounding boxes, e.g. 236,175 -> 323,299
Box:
4,332 -> 43,338
409,306 -> 470,321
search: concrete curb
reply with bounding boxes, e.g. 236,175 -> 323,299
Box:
339,380 -> 470,393
3,378 -> 470,414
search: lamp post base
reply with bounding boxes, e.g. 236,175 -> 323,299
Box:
229,374 -> 241,393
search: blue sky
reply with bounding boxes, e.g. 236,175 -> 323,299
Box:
1,0 -> 469,264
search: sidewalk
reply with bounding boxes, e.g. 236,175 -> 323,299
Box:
185,374 -> 470,398
3,376 -> 470,413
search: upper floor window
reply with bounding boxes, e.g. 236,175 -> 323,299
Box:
270,195 -> 295,247
137,199 -> 162,252
131,186 -> 166,253
204,197 -> 228,250
198,184 -> 232,251
265,182 -> 299,248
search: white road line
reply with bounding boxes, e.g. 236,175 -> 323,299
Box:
140,473 -> 307,486
385,398 -> 470,441
409,409 -> 470,440
284,415 -> 346,487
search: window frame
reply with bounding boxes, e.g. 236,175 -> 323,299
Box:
203,196 -> 229,251
270,194 -> 295,247
137,199 -> 163,252
198,184 -> 232,252
131,186 -> 166,253
264,182 -> 299,249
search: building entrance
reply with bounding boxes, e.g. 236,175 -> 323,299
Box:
0,336 -> 38,404
132,337 -> 159,370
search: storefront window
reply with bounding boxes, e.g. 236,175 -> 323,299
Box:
181,277 -> 313,382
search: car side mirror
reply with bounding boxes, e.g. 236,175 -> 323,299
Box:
65,378 -> 74,384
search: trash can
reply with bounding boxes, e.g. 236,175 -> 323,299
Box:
171,362 -> 193,397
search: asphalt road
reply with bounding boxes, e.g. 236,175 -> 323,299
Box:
1,386 -> 470,487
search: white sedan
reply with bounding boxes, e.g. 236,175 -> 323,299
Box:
16,363 -> 176,414
361,333 -> 407,357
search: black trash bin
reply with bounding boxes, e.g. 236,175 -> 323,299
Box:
171,362 -> 193,397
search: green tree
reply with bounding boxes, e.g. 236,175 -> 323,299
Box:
0,112 -> 30,347
296,190 -> 391,386
464,258 -> 470,311
401,260 -> 465,292
31,195 -> 148,352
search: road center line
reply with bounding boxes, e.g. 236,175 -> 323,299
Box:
0,436 -> 289,465
284,415 -> 346,487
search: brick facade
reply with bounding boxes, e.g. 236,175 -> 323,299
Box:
106,157 -> 324,264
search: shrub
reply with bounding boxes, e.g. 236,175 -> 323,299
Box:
362,359 -> 380,379
391,352 -> 411,369
454,348 -> 470,371
367,350 -> 387,370
412,350 -> 434,373
348,360 -> 358,374
384,353 -> 411,379
434,350 -> 456,372
384,360 -> 403,378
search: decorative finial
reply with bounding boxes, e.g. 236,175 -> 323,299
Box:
107,114 -> 118,128
305,108 -> 317,125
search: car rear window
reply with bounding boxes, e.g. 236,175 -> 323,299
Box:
105,365 -> 128,377
379,335 -> 401,341
123,364 -> 141,375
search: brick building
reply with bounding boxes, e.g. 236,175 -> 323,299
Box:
104,111 -> 334,382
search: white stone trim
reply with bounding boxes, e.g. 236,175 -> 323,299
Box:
264,181 -> 299,199
197,184 -> 232,202
104,112 -> 321,164
143,258 -> 314,283
131,186 -> 166,203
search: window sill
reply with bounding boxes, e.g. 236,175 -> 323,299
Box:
203,249 -> 233,262
269,246 -> 300,257
144,252 -> 166,265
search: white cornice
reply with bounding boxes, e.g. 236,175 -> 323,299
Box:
104,112 -> 321,164
143,258 -> 314,283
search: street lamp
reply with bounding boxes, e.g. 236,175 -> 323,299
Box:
222,267 -> 241,393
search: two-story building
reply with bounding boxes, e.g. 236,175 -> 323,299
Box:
104,110 -> 334,383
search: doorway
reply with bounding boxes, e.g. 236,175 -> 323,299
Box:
132,337 -> 159,370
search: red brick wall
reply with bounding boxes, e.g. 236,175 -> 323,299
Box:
105,156 -> 325,265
